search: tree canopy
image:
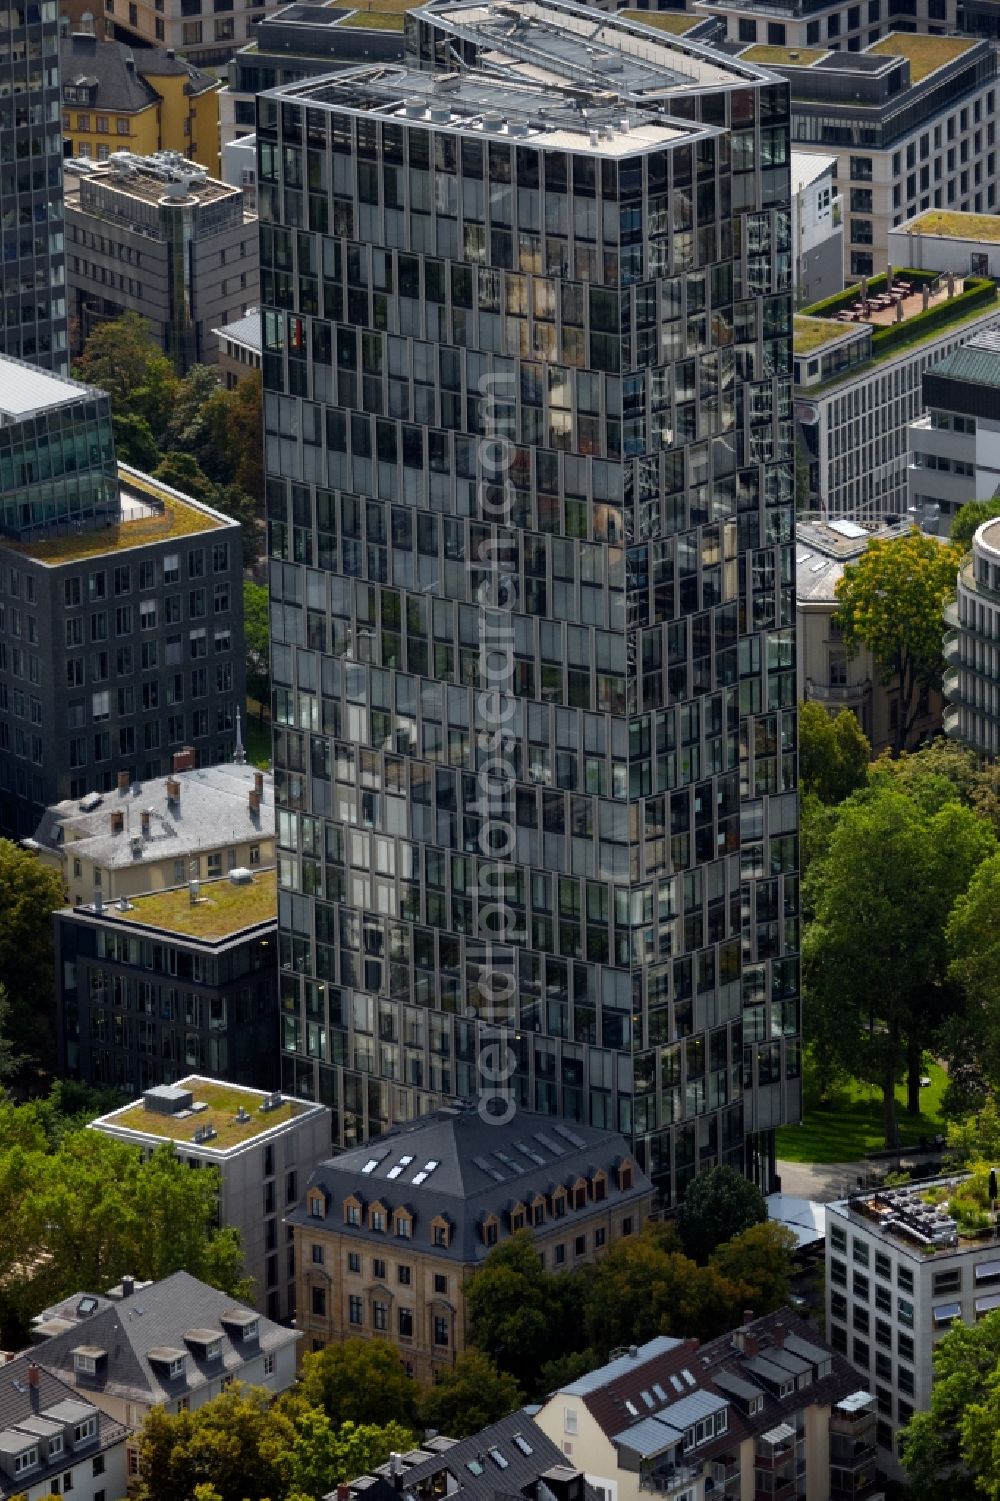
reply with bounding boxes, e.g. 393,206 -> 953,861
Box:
708,1222 -> 798,1314
676,1165 -> 767,1264
804,783 -> 995,1144
798,701 -> 870,804
419,1351 -> 522,1438
73,317 -> 264,561
901,1310 -> 1000,1500
294,1340 -> 420,1431
952,498 -> 1000,553
464,1230 -> 588,1396
0,842 -> 66,1082
0,1112 -> 250,1341
245,579 -> 271,725
833,529 -> 961,755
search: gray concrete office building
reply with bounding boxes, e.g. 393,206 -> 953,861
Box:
65,150 -> 258,373
0,0 -> 69,373
260,0 -> 801,1204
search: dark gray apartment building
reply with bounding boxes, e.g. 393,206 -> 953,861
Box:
0,0 -> 69,373
0,352 -> 245,838
65,150 -> 259,373
54,867 -> 278,1093
261,0 -> 801,1203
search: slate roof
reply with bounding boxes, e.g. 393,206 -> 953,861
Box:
32,1270 -> 298,1406
0,1353 -> 126,1500
61,33 -> 217,108
338,1411 -> 596,1501
565,1336 -> 702,1439
289,1101 -> 651,1264
32,762 -> 274,869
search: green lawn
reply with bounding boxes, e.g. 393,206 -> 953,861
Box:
776,1060 -> 948,1164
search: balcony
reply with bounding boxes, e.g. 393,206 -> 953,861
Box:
639,1464 -> 702,1495
805,677 -> 871,704
943,668 -> 960,701
944,598 -> 960,628
943,629 -> 961,666
944,703 -> 962,738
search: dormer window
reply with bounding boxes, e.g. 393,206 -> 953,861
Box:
49,1434 -> 64,1459
14,1447 -> 39,1476
432,1216 -> 451,1248
482,1214 -> 499,1247
592,1172 -> 607,1203
169,1358 -> 186,1380
553,1193 -> 567,1218
308,1190 -> 326,1219
511,1206 -> 526,1232
395,1212 -> 412,1239
344,1198 -> 361,1227
72,1345 -> 105,1377
370,1203 -> 387,1233
73,1415 -> 98,1446
242,1320 -> 259,1342
619,1160 -> 633,1192
572,1180 -> 587,1211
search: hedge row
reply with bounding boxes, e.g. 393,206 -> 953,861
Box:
802,266 -> 939,320
869,277 -> 996,357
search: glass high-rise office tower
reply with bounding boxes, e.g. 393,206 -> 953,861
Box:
0,0 -> 68,372
260,0 -> 801,1202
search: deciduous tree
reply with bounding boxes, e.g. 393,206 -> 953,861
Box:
0,841 -> 66,1078
834,529 -> 961,755
134,1385 -> 294,1501
465,1230 -> 587,1395
294,1340 -> 419,1431
244,579 -> 271,725
676,1165 -> 767,1264
952,498 -> 1000,552
708,1222 -> 797,1314
286,1414 -> 415,1500
582,1223 -> 741,1353
74,312 -> 177,438
901,1310 -> 1000,1499
804,786 -> 995,1144
798,701 -> 870,804
420,1351 -> 521,1438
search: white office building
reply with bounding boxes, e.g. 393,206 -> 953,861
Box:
791,152 -> 843,307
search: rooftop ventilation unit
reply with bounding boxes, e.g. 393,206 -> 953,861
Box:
258,1091 -> 283,1113
229,867 -> 253,885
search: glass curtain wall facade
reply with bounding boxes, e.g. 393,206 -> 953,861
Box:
261,0 -> 801,1202
0,0 -> 68,372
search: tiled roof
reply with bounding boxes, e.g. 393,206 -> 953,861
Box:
32,1271 -> 298,1406
574,1338 -> 702,1440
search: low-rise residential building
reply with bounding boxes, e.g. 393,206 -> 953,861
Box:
32,761 -> 275,906
794,271 -> 1000,518
944,513 -> 1000,752
31,1270 -> 299,1464
825,1173 -> 1000,1476
61,33 -> 221,175
796,516 -> 944,752
340,1412 -> 595,1501
290,1103 -> 652,1381
907,328 -> 1000,530
738,33 -> 998,281
791,152 -> 843,308
65,151 -> 258,372
91,1078 -> 331,1319
53,865 -> 279,1093
0,354 -> 246,839
214,308 -> 262,387
534,1315 -> 877,1501
0,1354 -> 127,1501
890,207 -> 1000,281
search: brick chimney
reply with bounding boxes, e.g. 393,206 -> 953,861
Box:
771,1323 -> 786,1350
111,810 -> 124,835
166,777 -> 180,805
733,1311 -> 758,1356
249,788 -> 261,816
172,747 -> 195,773
27,1362 -> 39,1414
254,770 -> 264,798
140,809 -> 152,838
117,769 -> 130,795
